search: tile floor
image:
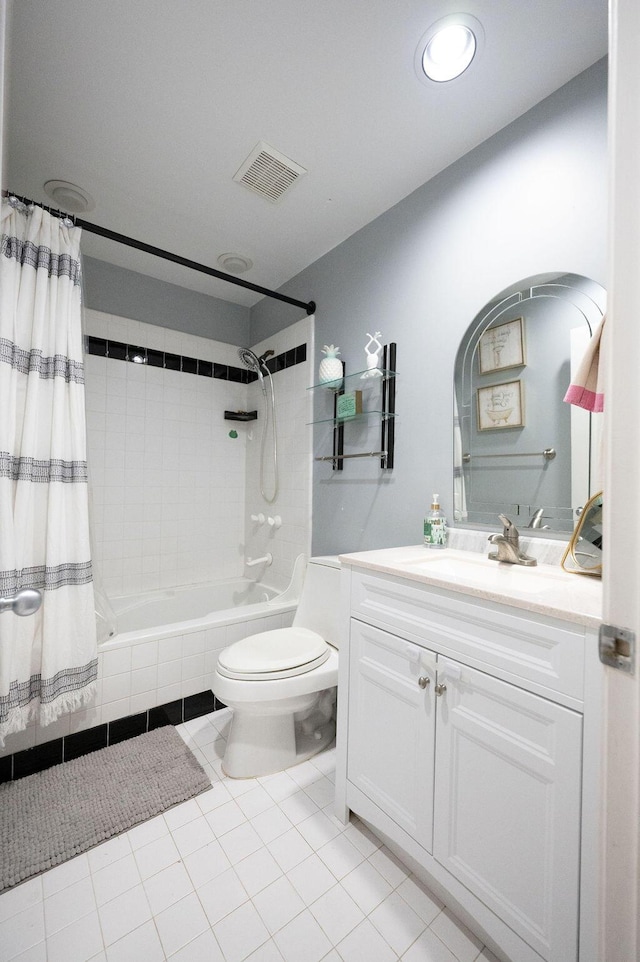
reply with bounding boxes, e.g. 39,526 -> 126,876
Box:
0,710 -> 501,962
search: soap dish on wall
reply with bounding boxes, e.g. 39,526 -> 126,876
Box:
224,410 -> 258,421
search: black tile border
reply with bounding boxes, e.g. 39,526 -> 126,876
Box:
85,338 -> 307,383
0,690 -> 226,783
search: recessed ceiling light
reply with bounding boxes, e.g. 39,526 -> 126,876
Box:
43,180 -> 95,213
217,252 -> 253,274
415,14 -> 483,84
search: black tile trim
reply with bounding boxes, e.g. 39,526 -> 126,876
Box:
1,690 -> 221,783
85,338 -> 307,383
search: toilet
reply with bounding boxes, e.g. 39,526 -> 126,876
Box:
212,556 -> 341,778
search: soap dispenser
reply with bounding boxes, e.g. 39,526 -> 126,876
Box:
424,494 -> 447,549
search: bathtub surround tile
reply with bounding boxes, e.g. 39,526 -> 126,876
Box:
13,739 -> 64,778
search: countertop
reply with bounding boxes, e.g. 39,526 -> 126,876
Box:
338,545 -> 603,628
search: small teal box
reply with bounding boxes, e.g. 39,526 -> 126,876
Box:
337,390 -> 363,419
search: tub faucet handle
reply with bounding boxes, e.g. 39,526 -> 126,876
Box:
251,513 -> 266,525
267,515 -> 282,528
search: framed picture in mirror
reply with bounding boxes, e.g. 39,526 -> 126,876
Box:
478,317 -> 525,374
477,380 -> 524,431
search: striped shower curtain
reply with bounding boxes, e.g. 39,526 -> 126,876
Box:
0,197 -> 97,747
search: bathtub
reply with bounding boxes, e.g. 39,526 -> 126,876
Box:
95,559 -> 305,722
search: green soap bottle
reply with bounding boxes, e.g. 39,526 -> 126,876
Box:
424,493 -> 447,549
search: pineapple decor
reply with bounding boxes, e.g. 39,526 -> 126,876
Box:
319,345 -> 343,389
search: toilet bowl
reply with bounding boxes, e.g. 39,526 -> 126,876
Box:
212,556 -> 341,778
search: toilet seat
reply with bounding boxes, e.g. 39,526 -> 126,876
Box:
216,627 -> 330,681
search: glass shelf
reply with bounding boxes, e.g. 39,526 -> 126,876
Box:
308,410 -> 397,426
307,368 -> 397,391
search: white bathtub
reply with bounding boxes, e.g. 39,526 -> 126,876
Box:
94,561 -> 305,720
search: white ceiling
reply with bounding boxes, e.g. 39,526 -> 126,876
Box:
5,0 -> 607,308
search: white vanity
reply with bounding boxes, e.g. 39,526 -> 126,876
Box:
335,546 -> 603,962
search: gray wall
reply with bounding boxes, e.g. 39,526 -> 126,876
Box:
250,60 -> 608,556
83,256 -> 250,345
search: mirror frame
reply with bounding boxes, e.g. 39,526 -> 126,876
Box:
561,490 -> 603,576
453,272 -> 606,534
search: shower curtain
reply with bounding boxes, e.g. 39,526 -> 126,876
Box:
0,197 -> 97,747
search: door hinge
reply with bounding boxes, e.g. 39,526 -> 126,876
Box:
599,624 -> 636,675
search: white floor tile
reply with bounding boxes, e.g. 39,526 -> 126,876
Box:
309,883 -> 364,944
234,847 -> 283,897
429,908 -> 484,962
46,910 -> 104,962
43,877 -> 96,936
97,883 -> 152,946
16,741 -> 490,962
171,813 -> 216,858
278,789 -> 318,825
91,853 -> 141,907
0,878 -> 43,924
0,903 -> 45,962
87,836 -> 132,875
218,822 -> 264,865
205,799 -> 247,836
396,876 -> 443,926
182,838 -> 232,889
316,833 -> 365,880
273,909 -> 332,962
296,810 -> 342,849
401,927 -> 458,962
126,813 -> 169,851
336,917 -> 398,962
341,859 -> 394,914
197,868 -> 249,926
142,861 -> 194,915
41,854 -> 89,899
213,900 -> 270,962
133,834 -> 181,881
166,928 -> 225,962
104,918 -> 164,962
369,890 -> 427,956
154,891 -> 210,957
250,806 -> 292,845
286,854 -> 336,906
252,876 -> 305,935
267,828 -> 314,872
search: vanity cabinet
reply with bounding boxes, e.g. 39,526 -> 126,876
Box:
339,564 -> 596,962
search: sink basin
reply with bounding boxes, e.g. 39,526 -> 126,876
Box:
384,549 -> 570,595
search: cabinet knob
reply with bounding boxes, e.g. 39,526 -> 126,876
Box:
418,676 -> 430,689
435,683 -> 447,696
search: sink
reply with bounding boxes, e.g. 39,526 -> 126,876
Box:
386,549 -> 570,595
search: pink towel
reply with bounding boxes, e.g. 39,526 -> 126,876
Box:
563,315 -> 606,412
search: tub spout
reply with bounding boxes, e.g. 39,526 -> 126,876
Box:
246,553 -> 273,567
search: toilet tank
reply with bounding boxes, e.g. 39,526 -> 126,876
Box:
292,556 -> 342,649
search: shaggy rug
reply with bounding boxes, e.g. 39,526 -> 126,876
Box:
0,725 -> 210,892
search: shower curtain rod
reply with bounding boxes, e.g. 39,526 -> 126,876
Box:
4,191 -> 317,316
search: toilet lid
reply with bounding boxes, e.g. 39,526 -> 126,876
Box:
217,627 -> 330,680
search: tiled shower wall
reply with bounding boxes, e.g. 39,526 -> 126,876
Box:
83,309 -> 312,601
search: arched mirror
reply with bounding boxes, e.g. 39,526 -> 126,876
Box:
561,491 -> 603,576
453,272 -> 606,534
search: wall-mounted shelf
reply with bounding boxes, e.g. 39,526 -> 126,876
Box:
224,410 -> 258,421
310,343 -> 397,470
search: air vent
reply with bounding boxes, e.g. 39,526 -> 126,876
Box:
233,141 -> 307,203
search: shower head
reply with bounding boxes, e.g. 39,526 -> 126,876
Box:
238,347 -> 265,385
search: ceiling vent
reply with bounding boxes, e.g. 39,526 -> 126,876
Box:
233,141 -> 307,203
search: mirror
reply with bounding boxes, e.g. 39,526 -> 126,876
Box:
561,491 -> 603,576
453,272 -> 606,534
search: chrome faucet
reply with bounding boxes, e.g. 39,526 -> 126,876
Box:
488,514 -> 537,566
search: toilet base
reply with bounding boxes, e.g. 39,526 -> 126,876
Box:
222,695 -> 336,778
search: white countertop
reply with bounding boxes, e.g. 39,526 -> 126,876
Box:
339,545 -> 603,628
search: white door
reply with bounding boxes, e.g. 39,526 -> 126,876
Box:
433,658 -> 582,962
347,619 -> 436,852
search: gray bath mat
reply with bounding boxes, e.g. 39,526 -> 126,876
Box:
0,725 -> 210,892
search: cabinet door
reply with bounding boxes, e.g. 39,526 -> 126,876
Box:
433,659 -> 582,962
347,619 -> 436,852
